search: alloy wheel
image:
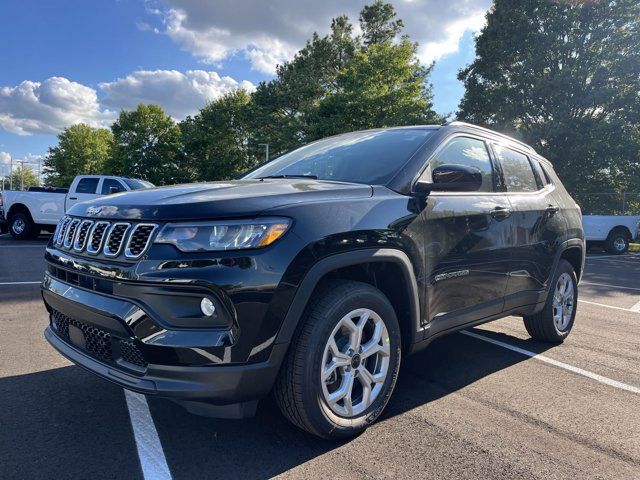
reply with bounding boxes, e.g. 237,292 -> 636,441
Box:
552,272 -> 574,331
320,308 -> 390,418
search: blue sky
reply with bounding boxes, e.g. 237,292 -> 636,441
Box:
0,0 -> 487,176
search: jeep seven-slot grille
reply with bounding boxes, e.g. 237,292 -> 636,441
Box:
53,216 -> 158,260
51,309 -> 148,368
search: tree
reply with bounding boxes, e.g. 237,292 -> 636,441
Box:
44,123 -> 113,187
108,104 -> 189,185
359,0 -> 404,46
181,90 -> 255,181
458,0 -> 640,201
3,166 -> 40,190
315,40 -> 443,136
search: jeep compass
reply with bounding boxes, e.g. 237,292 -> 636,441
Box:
42,122 -> 584,439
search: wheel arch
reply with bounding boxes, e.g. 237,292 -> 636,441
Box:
608,225 -> 632,239
556,239 -> 585,283
7,203 -> 34,222
275,249 -> 422,352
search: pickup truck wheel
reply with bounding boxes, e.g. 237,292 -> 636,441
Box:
523,259 -> 577,343
604,231 -> 629,255
275,280 -> 401,439
8,212 -> 37,240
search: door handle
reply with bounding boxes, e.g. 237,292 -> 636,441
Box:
546,204 -> 560,215
490,206 -> 512,219
69,197 -> 77,200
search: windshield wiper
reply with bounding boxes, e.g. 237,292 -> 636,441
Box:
258,174 -> 318,180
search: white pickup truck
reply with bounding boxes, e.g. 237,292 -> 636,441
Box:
0,175 -> 153,239
583,215 -> 640,254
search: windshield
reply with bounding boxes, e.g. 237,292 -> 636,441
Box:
243,129 -> 435,185
123,178 -> 155,190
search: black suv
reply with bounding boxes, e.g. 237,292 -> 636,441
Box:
42,122 -> 584,439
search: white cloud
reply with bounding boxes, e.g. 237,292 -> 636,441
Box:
0,77 -> 115,136
152,0 -> 491,73
99,69 -> 254,119
0,69 -> 253,136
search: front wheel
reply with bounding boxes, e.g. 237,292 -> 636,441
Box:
523,259 -> 577,342
275,280 -> 401,439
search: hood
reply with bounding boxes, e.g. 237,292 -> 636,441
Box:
68,179 -> 373,220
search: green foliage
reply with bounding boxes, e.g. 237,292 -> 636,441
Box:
181,90 -> 254,181
2,166 -> 40,190
315,40 -> 442,137
458,0 -> 640,195
44,124 -> 113,187
359,0 -> 404,46
108,104 -> 189,186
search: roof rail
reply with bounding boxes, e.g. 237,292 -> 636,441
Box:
446,121 -> 536,154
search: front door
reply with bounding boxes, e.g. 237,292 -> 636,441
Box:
66,177 -> 101,211
419,135 -> 514,335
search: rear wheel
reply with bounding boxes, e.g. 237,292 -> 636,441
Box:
604,230 -> 629,255
8,212 -> 37,240
275,280 -> 401,439
523,259 -> 577,343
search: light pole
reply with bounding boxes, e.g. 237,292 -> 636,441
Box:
258,143 -> 270,163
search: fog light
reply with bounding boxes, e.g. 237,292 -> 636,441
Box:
200,297 -> 216,317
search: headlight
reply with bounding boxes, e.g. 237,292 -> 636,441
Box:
155,217 -> 291,252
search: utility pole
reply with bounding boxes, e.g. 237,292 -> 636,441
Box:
9,156 -> 13,190
258,143 -> 270,163
19,160 -> 25,191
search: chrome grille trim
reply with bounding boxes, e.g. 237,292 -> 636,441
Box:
86,221 -> 110,254
63,219 -> 81,249
73,220 -> 94,251
55,217 -> 71,246
124,223 -> 158,259
103,222 -> 131,257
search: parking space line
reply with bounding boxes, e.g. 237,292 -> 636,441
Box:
462,330 -> 640,395
581,281 -> 640,292
629,300 -> 640,312
0,281 -> 41,285
124,390 -> 172,480
579,299 -> 640,313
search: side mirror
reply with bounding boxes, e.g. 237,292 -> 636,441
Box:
108,186 -> 121,195
414,164 -> 483,194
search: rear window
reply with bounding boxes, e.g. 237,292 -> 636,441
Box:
75,178 -> 99,194
495,146 -> 538,193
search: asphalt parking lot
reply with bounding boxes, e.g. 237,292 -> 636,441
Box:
1,233 -> 639,480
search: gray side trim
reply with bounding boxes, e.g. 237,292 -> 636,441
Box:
275,248 -> 422,346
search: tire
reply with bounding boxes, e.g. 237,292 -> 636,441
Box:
8,212 -> 37,240
523,259 -> 577,343
604,230 -> 629,255
275,280 -> 401,439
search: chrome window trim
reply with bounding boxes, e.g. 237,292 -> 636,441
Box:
103,222 -> 131,257
124,223 -> 158,259
86,221 -> 111,255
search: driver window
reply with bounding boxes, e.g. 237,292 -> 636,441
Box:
427,137 -> 494,192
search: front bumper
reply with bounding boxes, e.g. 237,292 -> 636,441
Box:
42,274 -> 287,410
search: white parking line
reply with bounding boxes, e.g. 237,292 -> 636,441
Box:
581,281 -> 640,292
124,390 -> 172,480
578,299 -> 640,313
0,281 -> 41,285
462,330 -> 640,395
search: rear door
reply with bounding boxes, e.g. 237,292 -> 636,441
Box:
419,135 -> 514,335
66,177 -> 101,211
493,144 -> 565,309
